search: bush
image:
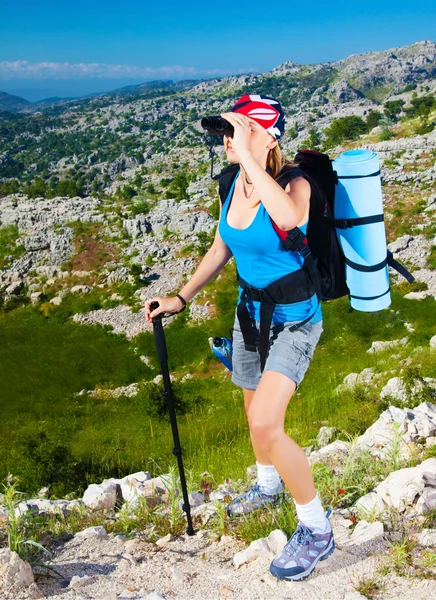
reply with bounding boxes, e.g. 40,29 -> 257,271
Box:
24,178 -> 47,199
322,116 -> 367,148
10,427 -> 87,497
384,100 -> 405,123
365,110 -> 382,131
0,179 -> 19,197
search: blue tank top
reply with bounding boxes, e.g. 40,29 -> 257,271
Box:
218,168 -> 322,325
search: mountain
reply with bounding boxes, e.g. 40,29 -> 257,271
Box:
0,91 -> 33,113
0,39 -> 435,197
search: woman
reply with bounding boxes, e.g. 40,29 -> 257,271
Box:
145,94 -> 335,582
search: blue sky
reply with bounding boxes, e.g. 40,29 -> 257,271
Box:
1,0 -> 435,101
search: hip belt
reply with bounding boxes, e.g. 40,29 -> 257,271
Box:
236,267 -> 319,372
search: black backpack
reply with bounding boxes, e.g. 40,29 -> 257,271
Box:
217,149 -> 414,371
218,149 -> 413,303
218,150 -> 349,303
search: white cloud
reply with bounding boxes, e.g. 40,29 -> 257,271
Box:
0,60 -> 258,80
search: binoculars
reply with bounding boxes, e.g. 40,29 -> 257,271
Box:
201,116 -> 234,138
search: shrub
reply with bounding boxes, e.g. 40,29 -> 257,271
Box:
322,116 -> 367,148
9,427 -> 87,497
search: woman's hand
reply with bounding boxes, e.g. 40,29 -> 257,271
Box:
145,295 -> 184,323
221,112 -> 252,158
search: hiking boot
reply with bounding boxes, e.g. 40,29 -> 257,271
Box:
269,507 -> 335,581
226,481 -> 285,517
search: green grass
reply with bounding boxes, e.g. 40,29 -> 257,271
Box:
0,225 -> 26,269
0,253 -> 435,500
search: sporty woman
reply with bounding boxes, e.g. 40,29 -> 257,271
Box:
145,94 -> 335,581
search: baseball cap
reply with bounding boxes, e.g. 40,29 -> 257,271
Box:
231,94 -> 285,141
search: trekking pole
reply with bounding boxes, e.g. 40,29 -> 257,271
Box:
150,301 -> 195,536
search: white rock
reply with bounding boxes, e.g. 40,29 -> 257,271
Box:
71,285 -> 92,294
430,334 -> 436,349
309,439 -> 350,464
155,533 -> 175,546
0,548 -> 34,591
319,440 -> 350,455
417,528 -> 436,547
179,491 -> 204,509
233,537 -> 272,567
354,405 -> 411,459
30,291 -> 44,304
347,520 -> 384,545
82,481 -> 117,510
190,502 -> 218,524
267,529 -> 288,554
380,377 -> 408,402
317,426 -> 337,447
75,526 -> 108,540
354,492 -> 386,519
355,458 -> 436,518
367,337 -> 408,354
404,291 -> 428,300
415,487 -> 436,514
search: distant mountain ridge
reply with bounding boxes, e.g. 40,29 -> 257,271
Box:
1,40 -> 434,114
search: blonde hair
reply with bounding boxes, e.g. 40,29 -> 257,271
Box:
248,139 -> 297,207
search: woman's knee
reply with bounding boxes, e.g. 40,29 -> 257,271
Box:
247,407 -> 283,448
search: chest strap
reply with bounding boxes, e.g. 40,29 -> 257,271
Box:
236,267 -> 317,372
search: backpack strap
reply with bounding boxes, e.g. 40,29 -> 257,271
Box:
217,164 -> 240,206
334,214 -> 384,228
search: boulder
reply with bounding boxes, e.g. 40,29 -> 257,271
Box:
0,548 -> 34,592
309,440 -> 350,465
82,481 -> 118,510
354,402 -> 436,459
354,457 -> 436,518
347,520 -> 384,545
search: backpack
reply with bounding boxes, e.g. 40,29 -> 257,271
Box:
218,150 -> 349,304
216,149 -> 414,371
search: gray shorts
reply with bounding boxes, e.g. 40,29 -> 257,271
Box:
231,309 -> 324,390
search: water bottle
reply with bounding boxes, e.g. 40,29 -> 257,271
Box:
211,336 -> 233,371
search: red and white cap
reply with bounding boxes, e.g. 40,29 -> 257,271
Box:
231,94 -> 285,140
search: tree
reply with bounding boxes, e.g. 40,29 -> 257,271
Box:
322,116 -> 367,149
365,110 -> 383,131
24,178 -> 47,199
384,100 -> 405,123
300,128 -> 321,150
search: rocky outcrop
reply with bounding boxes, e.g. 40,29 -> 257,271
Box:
354,457 -> 436,519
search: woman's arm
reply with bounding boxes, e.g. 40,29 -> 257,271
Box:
145,198 -> 233,321
221,111 -> 311,231
236,151 -> 311,231
177,200 -> 233,302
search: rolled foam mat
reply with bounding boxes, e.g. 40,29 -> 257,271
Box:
333,149 -> 391,312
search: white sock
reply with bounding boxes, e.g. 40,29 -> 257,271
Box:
256,462 -> 282,495
293,491 -> 331,535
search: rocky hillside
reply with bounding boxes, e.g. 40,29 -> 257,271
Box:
0,40 -> 435,199
0,39 -> 435,316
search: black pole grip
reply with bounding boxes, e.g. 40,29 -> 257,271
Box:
150,301 -> 168,364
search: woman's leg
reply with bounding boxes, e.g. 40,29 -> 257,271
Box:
243,388 -> 271,465
246,370 -> 316,505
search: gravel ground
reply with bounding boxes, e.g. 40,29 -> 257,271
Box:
4,513 -> 436,600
